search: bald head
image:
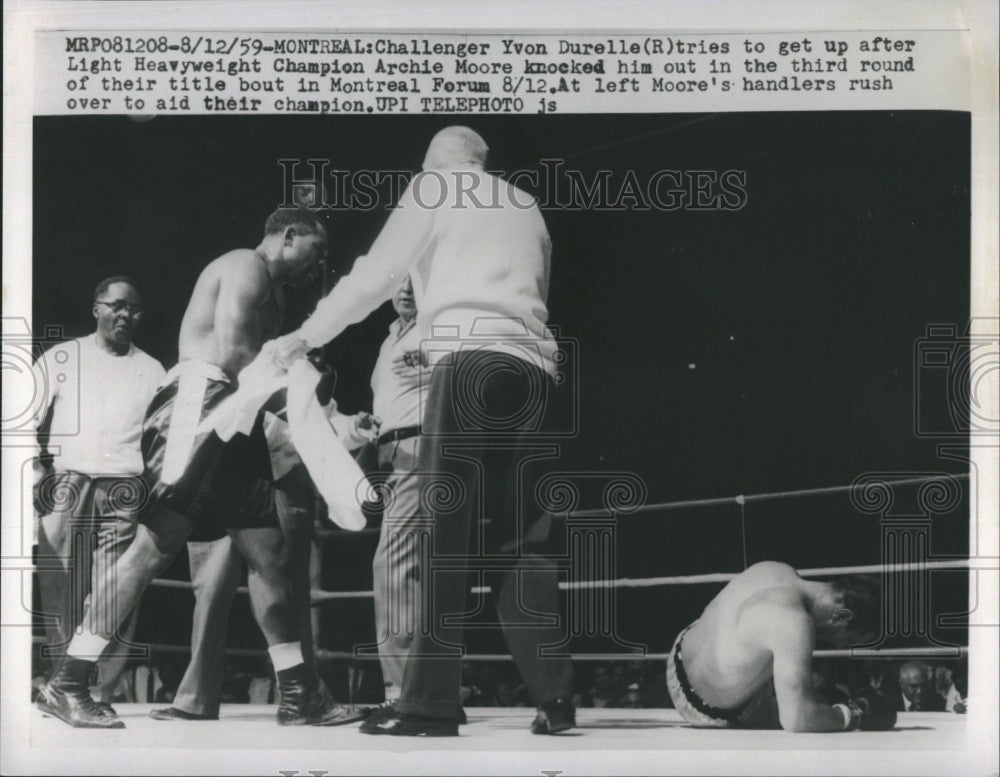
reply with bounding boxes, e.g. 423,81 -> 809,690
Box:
422,126 -> 488,171
899,662 -> 929,685
898,662 -> 933,707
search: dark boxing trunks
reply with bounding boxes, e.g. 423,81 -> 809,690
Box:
666,623 -> 754,728
142,360 -> 277,534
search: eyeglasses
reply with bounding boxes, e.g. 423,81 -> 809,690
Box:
96,301 -> 145,320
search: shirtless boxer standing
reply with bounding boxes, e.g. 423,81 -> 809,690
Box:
666,561 -> 896,732
37,207 -> 362,729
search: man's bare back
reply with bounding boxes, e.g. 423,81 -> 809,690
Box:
178,250 -> 283,379
669,561 -> 893,732
682,561 -> 810,708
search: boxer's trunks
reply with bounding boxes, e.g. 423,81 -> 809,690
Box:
666,622 -> 755,728
142,360 -> 278,534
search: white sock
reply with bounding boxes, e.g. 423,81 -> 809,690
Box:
67,633 -> 110,661
384,685 -> 401,703
268,641 -> 304,673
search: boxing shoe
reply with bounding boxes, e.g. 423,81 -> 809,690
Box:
36,658 -> 125,729
276,664 -> 365,726
36,700 -> 114,717
359,710 -> 459,737
530,698 -> 576,734
149,707 -> 218,721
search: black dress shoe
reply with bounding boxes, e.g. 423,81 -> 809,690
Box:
149,707 -> 218,721
531,698 -> 576,734
276,664 -> 365,726
36,658 -> 124,729
359,710 -> 458,737
359,700 -> 397,731
361,701 -> 466,731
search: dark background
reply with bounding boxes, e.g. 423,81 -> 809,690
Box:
33,112 -> 971,656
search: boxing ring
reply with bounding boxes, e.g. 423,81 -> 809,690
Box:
30,472 -> 980,774
29,707 -> 969,772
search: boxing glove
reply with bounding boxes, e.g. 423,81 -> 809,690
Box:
846,687 -> 897,731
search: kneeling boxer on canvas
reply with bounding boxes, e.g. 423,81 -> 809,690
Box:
667,561 -> 896,732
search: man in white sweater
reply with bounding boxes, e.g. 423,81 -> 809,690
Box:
33,277 -> 166,709
265,126 -> 574,736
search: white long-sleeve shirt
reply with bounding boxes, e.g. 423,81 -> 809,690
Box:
34,334 -> 165,476
299,167 -> 558,376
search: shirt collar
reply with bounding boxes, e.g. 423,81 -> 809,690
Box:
392,316 -> 417,339
90,332 -> 135,357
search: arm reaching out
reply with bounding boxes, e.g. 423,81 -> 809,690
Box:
326,407 -> 380,451
297,177 -> 436,349
766,607 -> 849,732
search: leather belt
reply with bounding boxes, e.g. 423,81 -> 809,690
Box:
377,425 -> 421,446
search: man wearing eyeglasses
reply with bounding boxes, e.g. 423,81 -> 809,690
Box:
33,276 -> 166,708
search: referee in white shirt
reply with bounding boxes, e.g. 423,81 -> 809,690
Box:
34,276 -> 166,705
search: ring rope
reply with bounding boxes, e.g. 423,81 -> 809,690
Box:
310,473 -> 970,538
149,470 -> 974,597
565,473 -> 970,518
138,473 -> 974,659
416,647 -> 969,662
150,471 -> 971,595
149,558 -> 975,600
49,637 -> 960,662
311,473 -> 970,538
559,558 -> 975,591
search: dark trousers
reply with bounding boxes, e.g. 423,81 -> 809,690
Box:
171,464 -> 317,715
396,350 -> 573,719
36,472 -> 142,701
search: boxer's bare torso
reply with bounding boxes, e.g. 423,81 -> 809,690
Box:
674,562 -> 894,732
179,250 -> 284,380
682,562 -> 815,708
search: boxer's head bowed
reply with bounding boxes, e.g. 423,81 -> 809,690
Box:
92,275 -> 143,350
813,574 -> 881,648
263,206 -> 329,288
422,125 -> 489,171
